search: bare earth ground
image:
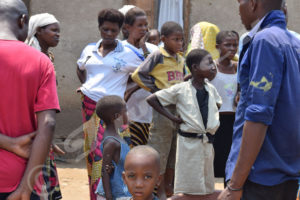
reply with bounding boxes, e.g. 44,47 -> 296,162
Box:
56,160 -> 224,200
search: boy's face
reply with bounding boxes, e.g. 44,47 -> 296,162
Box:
193,54 -> 216,80
123,155 -> 161,200
217,36 -> 238,60
162,31 -> 184,54
237,0 -> 257,30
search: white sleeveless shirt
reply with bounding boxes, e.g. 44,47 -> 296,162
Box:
210,70 -> 238,112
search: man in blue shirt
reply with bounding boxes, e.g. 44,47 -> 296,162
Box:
218,0 -> 300,200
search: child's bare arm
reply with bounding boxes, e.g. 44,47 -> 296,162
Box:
147,94 -> 183,124
102,139 -> 119,200
0,132 -> 36,159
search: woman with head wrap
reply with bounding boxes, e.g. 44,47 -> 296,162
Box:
187,21 -> 220,60
25,13 -> 63,200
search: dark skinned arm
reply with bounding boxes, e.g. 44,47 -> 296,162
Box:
77,55 -> 91,84
147,94 -> 183,124
76,67 -> 86,84
0,132 -> 36,159
7,110 -> 57,200
218,121 -> 268,200
102,139 -> 120,200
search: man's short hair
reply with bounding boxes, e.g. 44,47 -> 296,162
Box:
98,8 -> 124,28
160,21 -> 183,37
124,7 -> 146,26
186,49 -> 209,73
0,0 -> 28,20
96,95 -> 126,124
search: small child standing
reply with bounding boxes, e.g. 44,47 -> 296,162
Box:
131,21 -> 185,198
147,29 -> 161,46
210,31 -> 239,185
147,49 -> 222,197
122,145 -> 161,200
95,95 -> 131,200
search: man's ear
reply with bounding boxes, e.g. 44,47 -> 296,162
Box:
18,14 -> 27,29
250,0 -> 258,13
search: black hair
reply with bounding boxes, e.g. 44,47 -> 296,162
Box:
96,95 -> 126,124
216,31 -> 239,45
124,7 -> 146,26
98,8 -> 124,28
149,29 -> 160,37
160,21 -> 183,37
186,49 -> 209,73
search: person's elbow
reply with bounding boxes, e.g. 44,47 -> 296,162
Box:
146,94 -> 155,105
44,116 -> 56,134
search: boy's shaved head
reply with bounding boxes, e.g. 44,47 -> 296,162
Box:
0,0 -> 29,41
125,145 -> 160,171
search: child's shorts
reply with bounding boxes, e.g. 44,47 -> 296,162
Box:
147,105 -> 178,174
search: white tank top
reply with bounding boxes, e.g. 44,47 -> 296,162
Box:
210,71 -> 238,112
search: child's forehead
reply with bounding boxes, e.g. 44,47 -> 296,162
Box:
125,155 -> 159,170
166,31 -> 183,38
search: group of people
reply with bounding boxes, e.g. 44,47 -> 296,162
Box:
0,0 -> 300,200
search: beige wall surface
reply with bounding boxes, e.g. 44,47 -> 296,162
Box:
188,0 -> 300,38
30,0 -> 123,142
28,0 -> 300,145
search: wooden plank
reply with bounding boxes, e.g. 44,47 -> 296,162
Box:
183,0 -> 191,50
123,0 -> 156,28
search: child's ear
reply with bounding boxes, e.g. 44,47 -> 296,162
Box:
156,174 -> 163,187
191,63 -> 198,72
122,171 -> 127,184
114,113 -> 121,120
161,35 -> 166,43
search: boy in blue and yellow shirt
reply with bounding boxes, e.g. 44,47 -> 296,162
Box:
131,21 -> 184,198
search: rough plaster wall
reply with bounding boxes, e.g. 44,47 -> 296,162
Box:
286,0 -> 300,33
189,0 -> 300,38
30,0 -> 123,143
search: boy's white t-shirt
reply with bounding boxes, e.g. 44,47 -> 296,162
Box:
122,40 -> 158,123
77,39 -> 140,102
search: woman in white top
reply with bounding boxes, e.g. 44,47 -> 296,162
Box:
76,9 -> 139,200
210,31 -> 239,186
121,7 -> 158,146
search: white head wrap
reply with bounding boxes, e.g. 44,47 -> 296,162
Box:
118,5 -> 136,15
25,13 -> 59,51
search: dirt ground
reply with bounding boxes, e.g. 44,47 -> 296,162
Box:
56,160 -> 224,200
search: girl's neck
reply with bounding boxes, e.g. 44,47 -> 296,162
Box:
217,57 -> 236,74
104,124 -> 119,136
127,37 -> 140,48
218,56 -> 231,67
192,77 -> 205,90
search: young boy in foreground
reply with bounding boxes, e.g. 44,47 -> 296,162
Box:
131,21 -> 185,198
147,49 -> 222,199
123,145 -> 161,200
